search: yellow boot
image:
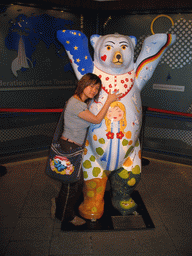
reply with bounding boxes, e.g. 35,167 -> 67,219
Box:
79,177 -> 108,220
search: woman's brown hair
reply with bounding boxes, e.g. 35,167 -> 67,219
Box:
75,73 -> 102,101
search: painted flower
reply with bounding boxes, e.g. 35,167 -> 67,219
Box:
116,131 -> 124,139
106,131 -> 114,139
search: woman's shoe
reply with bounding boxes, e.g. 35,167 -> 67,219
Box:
70,216 -> 86,226
51,198 -> 56,219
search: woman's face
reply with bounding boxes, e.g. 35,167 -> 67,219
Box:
81,83 -> 100,100
107,106 -> 124,122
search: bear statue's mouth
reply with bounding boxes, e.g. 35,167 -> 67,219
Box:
113,60 -> 123,65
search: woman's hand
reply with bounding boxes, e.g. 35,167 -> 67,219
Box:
106,90 -> 123,104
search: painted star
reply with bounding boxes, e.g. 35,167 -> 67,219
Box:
149,66 -> 153,71
146,45 -> 151,53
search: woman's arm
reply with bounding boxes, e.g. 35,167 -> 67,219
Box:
78,90 -> 122,124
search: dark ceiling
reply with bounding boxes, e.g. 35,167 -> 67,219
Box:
1,0 -> 192,13
48,0 -> 192,11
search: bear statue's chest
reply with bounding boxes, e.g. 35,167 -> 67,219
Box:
93,66 -> 135,98
91,66 -> 142,118
89,66 -> 142,143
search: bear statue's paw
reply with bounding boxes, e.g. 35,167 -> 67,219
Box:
79,200 -> 104,220
79,177 -> 108,220
112,196 -> 138,216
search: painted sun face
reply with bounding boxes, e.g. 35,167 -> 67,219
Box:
107,106 -> 124,122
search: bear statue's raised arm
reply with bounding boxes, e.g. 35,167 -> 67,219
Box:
135,33 -> 176,91
57,30 -> 94,80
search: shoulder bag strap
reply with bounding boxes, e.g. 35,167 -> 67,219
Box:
52,101 -> 67,144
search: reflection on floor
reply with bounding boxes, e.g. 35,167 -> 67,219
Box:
0,154 -> 192,255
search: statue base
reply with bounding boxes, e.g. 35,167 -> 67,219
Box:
61,190 -> 155,231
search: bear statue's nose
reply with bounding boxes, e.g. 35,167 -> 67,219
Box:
116,54 -> 121,60
113,51 -> 123,64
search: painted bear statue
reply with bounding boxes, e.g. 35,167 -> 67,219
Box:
57,30 -> 176,220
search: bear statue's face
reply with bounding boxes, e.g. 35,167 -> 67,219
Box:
91,34 -> 136,75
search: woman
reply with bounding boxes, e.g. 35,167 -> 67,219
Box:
51,73 -> 122,229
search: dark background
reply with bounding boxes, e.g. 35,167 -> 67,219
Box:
0,1 -> 191,160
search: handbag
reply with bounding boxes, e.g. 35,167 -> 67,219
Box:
45,102 -> 87,183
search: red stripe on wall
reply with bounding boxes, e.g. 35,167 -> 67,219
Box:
0,107 -> 192,117
147,107 -> 192,117
0,108 -> 63,113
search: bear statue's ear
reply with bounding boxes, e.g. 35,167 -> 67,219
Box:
129,36 -> 137,48
90,34 -> 101,48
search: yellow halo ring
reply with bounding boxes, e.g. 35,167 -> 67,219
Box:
151,14 -> 174,35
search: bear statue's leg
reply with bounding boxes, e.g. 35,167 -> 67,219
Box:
79,176 -> 108,220
109,166 -> 141,215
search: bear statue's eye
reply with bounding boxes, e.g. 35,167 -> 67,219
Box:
106,45 -> 112,51
121,45 -> 127,50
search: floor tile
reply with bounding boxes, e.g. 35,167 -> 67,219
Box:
132,226 -> 177,254
10,217 -> 54,241
155,198 -> 192,229
4,159 -> 41,178
137,189 -> 164,227
141,159 -> 192,227
91,231 -> 138,255
133,251 -> 180,256
0,215 -> 19,229
21,206 -> 51,218
4,240 -> 50,256
20,184 -> 58,218
0,187 -> 28,217
0,161 -> 40,218
50,232 -> 92,255
0,228 -> 15,255
91,225 -> 177,255
21,185 -> 52,209
167,227 -> 192,255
